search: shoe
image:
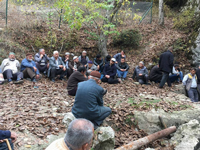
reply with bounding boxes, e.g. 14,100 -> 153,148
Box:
14,80 -> 24,84
0,81 -> 4,85
118,78 -> 122,83
32,78 -> 37,83
51,79 -> 55,82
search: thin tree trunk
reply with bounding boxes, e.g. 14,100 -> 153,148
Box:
159,0 -> 164,25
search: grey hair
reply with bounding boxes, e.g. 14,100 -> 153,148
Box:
53,51 -> 59,55
39,48 -> 44,53
64,119 -> 94,150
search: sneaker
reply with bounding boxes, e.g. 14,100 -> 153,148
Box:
32,78 -> 37,83
118,78 -> 122,83
14,80 -> 24,84
51,79 -> 55,83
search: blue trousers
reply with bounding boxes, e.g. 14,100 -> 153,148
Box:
117,70 -> 128,79
3,69 -> 23,81
0,138 -> 14,150
169,71 -> 183,83
188,88 -> 198,102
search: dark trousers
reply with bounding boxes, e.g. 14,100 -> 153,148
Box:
101,76 -> 119,84
3,69 -> 23,80
0,138 -> 14,150
50,68 -> 67,80
23,68 -> 36,79
159,72 -> 171,88
93,107 -> 112,126
188,88 -> 198,102
150,75 -> 162,83
64,69 -> 71,78
35,63 -> 48,73
137,75 -> 149,84
68,87 -> 77,96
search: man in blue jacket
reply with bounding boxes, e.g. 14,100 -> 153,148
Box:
21,53 -> 40,82
72,71 -> 111,129
0,130 -> 17,150
101,58 -> 121,84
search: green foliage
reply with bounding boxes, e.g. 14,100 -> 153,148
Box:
112,29 -> 141,48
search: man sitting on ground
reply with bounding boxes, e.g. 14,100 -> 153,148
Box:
34,48 -> 49,75
149,65 -> 163,83
79,51 -> 89,67
113,50 -> 126,64
62,52 -> 71,78
105,55 -> 111,65
46,119 -> 94,150
0,68 -> 4,85
87,61 -> 99,76
183,68 -> 198,102
130,61 -> 150,85
169,64 -> 183,83
48,51 -> 67,82
94,54 -> 104,72
116,57 -> 129,80
72,71 -> 111,129
1,52 -> 23,84
67,66 -> 87,96
0,130 -> 17,150
69,56 -> 81,73
21,53 -> 40,82
101,58 -> 121,84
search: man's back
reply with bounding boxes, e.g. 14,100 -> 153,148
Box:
159,50 -> 174,73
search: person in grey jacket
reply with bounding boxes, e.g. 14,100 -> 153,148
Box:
130,61 -> 150,85
86,61 -> 99,76
34,48 -> 49,74
48,51 -> 67,82
78,51 -> 89,67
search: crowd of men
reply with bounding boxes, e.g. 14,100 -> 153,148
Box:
1,47 -> 200,150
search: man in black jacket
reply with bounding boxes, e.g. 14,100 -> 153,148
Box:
94,54 -> 104,72
196,65 -> 200,92
159,47 -> 174,88
116,57 -> 129,80
149,65 -> 162,83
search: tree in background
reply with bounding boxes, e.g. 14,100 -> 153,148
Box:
159,0 -> 164,25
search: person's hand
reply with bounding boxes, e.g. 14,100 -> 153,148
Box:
129,78 -> 133,80
33,67 -> 37,72
63,67 -> 66,71
120,69 -> 124,72
139,74 -> 143,76
59,65 -> 63,68
85,65 -> 87,67
0,140 -> 3,143
40,54 -> 43,58
10,132 -> 17,143
105,75 -> 110,78
47,63 -> 49,69
115,62 -> 118,64
36,74 -> 40,79
97,65 -> 100,70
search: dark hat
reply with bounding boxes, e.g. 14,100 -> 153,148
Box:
26,53 -> 32,56
96,54 -> 101,58
90,71 -> 101,79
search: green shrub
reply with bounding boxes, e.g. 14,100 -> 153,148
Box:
112,29 -> 141,48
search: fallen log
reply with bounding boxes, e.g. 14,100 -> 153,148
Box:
116,126 -> 176,150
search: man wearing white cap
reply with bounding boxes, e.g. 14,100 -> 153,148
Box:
69,56 -> 81,73
101,58 -> 121,84
62,52 -> 71,78
78,50 -> 89,67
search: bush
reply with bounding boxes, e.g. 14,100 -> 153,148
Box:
112,29 -> 141,48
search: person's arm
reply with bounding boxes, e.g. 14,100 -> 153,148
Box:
45,55 -> 50,61
144,68 -> 149,75
125,63 -> 129,71
68,62 -> 73,69
34,54 -> 41,63
78,56 -> 81,62
77,73 -> 87,82
0,130 -> 11,140
97,87 -> 104,106
116,63 -> 121,70
109,65 -> 117,77
169,54 -> 174,70
182,75 -> 188,86
60,57 -> 65,67
16,60 -> 21,71
49,58 -> 59,68
33,62 -> 40,75
0,60 -> 5,72
93,58 -> 98,66
99,59 -> 104,66
21,59 -> 34,69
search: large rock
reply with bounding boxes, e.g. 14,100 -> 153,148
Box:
62,112 -> 76,128
93,126 -> 115,150
134,104 -> 200,134
170,119 -> 200,150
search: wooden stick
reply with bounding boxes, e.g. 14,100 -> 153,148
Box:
3,139 -> 12,150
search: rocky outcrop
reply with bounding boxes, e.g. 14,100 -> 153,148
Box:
170,119 -> 200,150
62,112 -> 76,128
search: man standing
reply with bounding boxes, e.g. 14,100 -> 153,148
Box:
0,130 -> 17,150
69,56 -> 81,73
46,119 -> 94,150
1,52 -> 23,84
62,52 -> 71,78
21,53 -> 40,82
159,46 -> 174,88
67,66 -> 87,96
101,58 -> 121,84
72,71 -> 111,129
149,65 -> 163,83
48,51 -> 66,82
116,57 -> 129,80
183,68 -> 198,102
78,51 -> 89,67
34,48 -> 49,74
113,50 -> 126,64
130,61 -> 149,85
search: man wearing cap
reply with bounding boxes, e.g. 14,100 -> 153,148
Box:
113,50 -> 126,64
94,54 -> 104,72
72,71 -> 111,129
34,48 -> 49,75
67,66 -> 87,96
69,56 -> 81,73
48,51 -> 67,82
0,68 -> 4,85
116,57 -> 129,80
21,53 -> 40,82
101,58 -> 121,84
130,61 -> 150,85
86,61 -> 99,76
62,52 -> 71,78
78,51 -> 89,67
46,119 -> 94,150
0,52 -> 24,84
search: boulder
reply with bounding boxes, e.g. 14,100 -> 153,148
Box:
134,104 -> 200,134
170,119 -> 200,150
93,126 -> 115,150
62,112 -> 76,128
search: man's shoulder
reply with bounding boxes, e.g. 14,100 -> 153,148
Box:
35,53 -> 39,56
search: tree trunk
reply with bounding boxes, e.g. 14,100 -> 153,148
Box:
159,0 -> 164,25
98,0 -> 124,57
